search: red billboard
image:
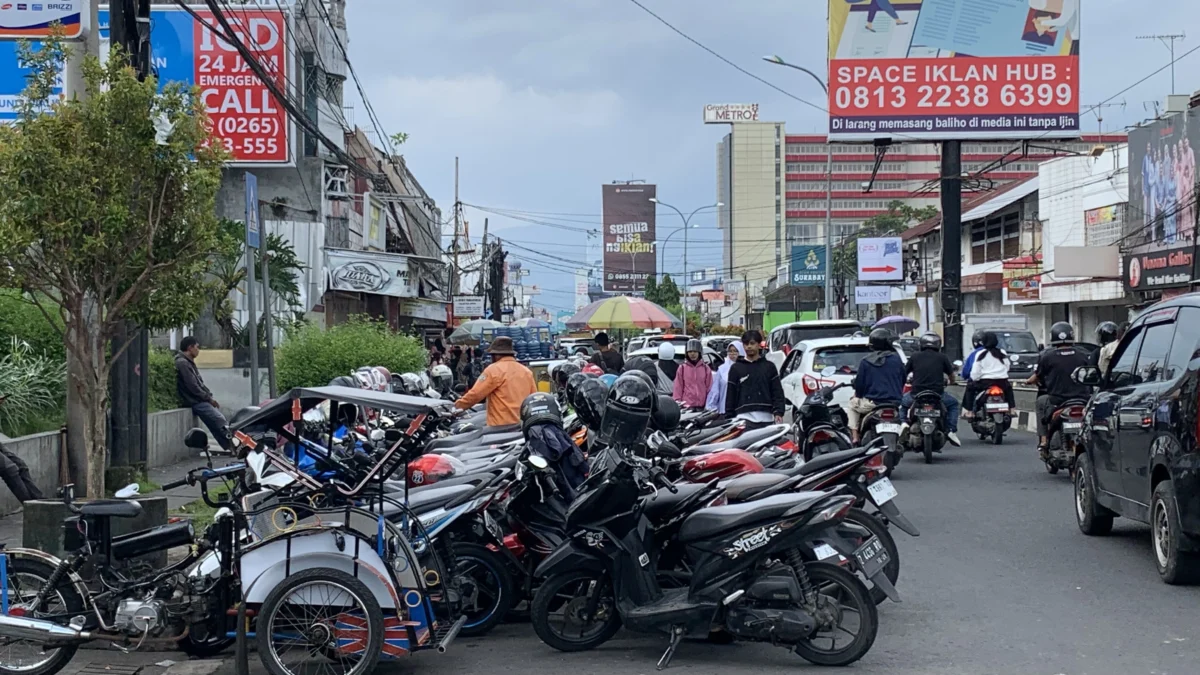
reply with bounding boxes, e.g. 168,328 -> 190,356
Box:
602,184 -> 656,293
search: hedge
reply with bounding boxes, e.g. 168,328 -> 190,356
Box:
275,318 -> 426,391
148,348 -> 178,413
0,290 -> 65,360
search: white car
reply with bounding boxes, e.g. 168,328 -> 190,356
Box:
766,320 -> 866,371
779,336 -> 908,413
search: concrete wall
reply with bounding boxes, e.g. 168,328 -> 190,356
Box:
147,409 -> 200,469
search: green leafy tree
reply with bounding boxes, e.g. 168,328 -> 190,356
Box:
206,219 -> 307,348
657,274 -> 681,309
642,276 -> 659,305
0,39 -> 225,496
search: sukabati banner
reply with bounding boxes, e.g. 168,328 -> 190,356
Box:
828,0 -> 1081,142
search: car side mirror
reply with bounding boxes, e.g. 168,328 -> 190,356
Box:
184,428 -> 209,449
1073,365 -> 1102,386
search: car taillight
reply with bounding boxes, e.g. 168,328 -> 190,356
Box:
802,375 -> 820,395
987,385 -> 1004,396
879,408 -> 898,421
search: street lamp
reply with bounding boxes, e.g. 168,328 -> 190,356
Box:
656,226 -> 694,280
649,198 -> 722,305
763,55 -> 834,319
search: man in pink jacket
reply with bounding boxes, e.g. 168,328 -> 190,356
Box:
673,339 -> 713,408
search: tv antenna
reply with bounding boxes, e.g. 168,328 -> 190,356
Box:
1084,101 -> 1126,137
1137,33 -> 1186,93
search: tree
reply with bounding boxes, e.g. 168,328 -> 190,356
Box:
0,39 -> 225,497
658,274 -> 681,309
642,276 -> 660,306
206,218 -> 308,348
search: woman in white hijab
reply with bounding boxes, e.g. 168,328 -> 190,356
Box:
706,341 -> 746,413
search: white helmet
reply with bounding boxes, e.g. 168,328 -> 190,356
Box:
658,343 -> 676,361
400,372 -> 424,395
431,364 -> 453,393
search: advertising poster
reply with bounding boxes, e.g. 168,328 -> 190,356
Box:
1129,114 -> 1199,248
1002,257 -> 1041,303
574,269 -> 590,310
0,1 -> 83,39
790,245 -> 828,286
1123,245 -> 1193,292
828,0 -> 1082,141
857,236 -> 904,281
602,184 -> 656,293
1,6 -> 291,165
855,286 -> 891,304
326,249 -> 412,298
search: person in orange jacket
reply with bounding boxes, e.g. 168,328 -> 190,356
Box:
454,337 -> 537,428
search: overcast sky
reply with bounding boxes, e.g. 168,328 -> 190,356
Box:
343,0 -> 1194,315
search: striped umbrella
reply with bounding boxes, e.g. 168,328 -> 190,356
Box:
512,318 -> 551,329
565,297 -> 682,330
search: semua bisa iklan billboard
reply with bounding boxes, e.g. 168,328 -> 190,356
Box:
827,0 -> 1081,142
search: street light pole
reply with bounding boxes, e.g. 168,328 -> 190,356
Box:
650,199 -> 722,305
764,55 -> 833,319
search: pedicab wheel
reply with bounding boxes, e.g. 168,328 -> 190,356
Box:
256,568 -> 383,675
0,557 -> 84,675
792,562 -> 877,666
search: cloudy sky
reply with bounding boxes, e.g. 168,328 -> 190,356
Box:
343,0 -> 1193,316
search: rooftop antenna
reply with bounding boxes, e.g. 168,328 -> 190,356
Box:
1137,32 -> 1186,93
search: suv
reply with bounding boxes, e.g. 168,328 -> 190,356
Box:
766,320 -> 864,371
1073,296 -> 1200,584
987,330 -> 1040,378
557,337 -> 595,356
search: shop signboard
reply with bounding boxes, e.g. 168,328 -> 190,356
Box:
326,248 -> 412,298
1123,244 -> 1194,292
790,245 -> 827,286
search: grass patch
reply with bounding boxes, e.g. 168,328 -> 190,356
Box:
173,498 -> 219,532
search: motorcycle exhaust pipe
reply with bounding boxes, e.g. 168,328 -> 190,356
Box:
437,614 -> 468,653
0,614 -> 90,642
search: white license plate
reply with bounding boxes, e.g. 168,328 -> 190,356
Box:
986,403 -> 1009,411
812,544 -> 839,560
876,423 -> 902,434
1062,422 -> 1082,430
867,477 -> 898,505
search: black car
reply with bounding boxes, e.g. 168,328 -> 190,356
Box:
1073,296 -> 1200,584
990,330 -> 1041,377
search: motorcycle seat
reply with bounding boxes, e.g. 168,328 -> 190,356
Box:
425,429 -> 483,451
679,425 -> 734,446
641,482 -> 712,521
79,499 -> 144,519
459,455 -> 518,474
763,447 -> 867,477
678,492 -> 828,543
719,473 -> 789,502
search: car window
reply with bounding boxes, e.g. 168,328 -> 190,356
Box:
811,345 -> 872,374
1135,322 -> 1175,383
781,347 -> 805,376
1165,307 -> 1200,380
769,329 -> 787,351
1108,327 -> 1145,387
997,332 -> 1039,353
787,326 -> 861,346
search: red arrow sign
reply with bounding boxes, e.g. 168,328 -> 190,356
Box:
862,265 -> 897,273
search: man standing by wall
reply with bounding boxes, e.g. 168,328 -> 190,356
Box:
175,336 -> 232,452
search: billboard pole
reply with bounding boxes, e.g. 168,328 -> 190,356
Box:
940,141 -> 963,359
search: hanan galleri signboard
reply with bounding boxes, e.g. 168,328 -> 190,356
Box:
827,0 -> 1081,141
602,184 -> 656,293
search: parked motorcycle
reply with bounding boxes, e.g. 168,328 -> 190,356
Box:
970,385 -> 1012,445
794,380 -> 853,461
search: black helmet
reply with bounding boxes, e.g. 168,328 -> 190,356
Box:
685,339 -> 703,355
623,356 -> 659,384
651,395 -> 680,433
919,332 -> 942,351
971,329 -> 986,348
622,368 -> 656,392
599,373 -> 655,445
573,378 -> 609,430
520,392 -> 563,433
564,372 -> 589,405
1095,321 -> 1119,345
554,361 -> 581,390
868,328 -> 895,352
1049,321 -> 1075,346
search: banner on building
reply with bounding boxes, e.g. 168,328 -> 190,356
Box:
396,298 -> 447,323
827,0 -> 1081,142
1129,113 -> 1199,248
0,2 -> 84,39
326,248 -> 412,298
602,184 -> 656,293
857,237 -> 903,281
855,286 -> 890,305
453,295 -> 485,318
365,193 -> 386,251
1002,256 -> 1041,304
574,269 -> 590,310
1123,244 -> 1194,292
790,245 -> 827,286
703,103 -> 760,124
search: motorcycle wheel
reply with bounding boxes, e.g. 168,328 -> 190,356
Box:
791,563 -> 878,666
839,509 -> 900,605
452,542 -> 514,637
256,568 -> 382,675
1046,431 -> 1062,474
531,570 -> 621,652
179,631 -> 236,658
0,558 -> 83,675
992,427 -> 1003,445
922,433 -> 934,464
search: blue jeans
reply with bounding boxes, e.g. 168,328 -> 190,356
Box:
901,391 -> 959,433
192,402 -> 232,449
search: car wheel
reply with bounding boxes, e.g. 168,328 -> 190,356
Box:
1151,480 -> 1200,585
1074,453 -> 1113,536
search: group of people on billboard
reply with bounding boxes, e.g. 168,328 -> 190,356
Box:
1142,135 -> 1197,244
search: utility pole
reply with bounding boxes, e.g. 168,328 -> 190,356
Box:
1137,33 -> 1186,94
451,157 -> 460,298
480,218 -> 490,318
940,141 -> 963,360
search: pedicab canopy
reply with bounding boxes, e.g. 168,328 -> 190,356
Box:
228,386 -> 454,433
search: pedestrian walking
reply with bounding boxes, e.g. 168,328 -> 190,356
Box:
455,337 -> 537,429
175,336 -> 232,452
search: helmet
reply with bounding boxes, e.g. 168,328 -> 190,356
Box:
353,369 -> 374,390
599,373 -> 655,445
582,363 -> 604,377
600,373 -> 618,387
430,364 -> 453,393
919,332 -> 942,351
658,343 -> 676,361
407,453 -> 467,488
685,339 -> 703,356
1049,321 -> 1075,346
520,392 -> 563,433
329,375 -> 360,389
565,372 -> 589,405
553,361 -> 581,390
868,328 -> 895,351
622,368 -> 655,392
573,378 -> 609,429
1095,321 -> 1119,345
624,356 -> 658,383
971,329 -> 986,348
417,371 -> 433,391
400,372 -> 424,396
651,395 -> 680,433
681,449 -> 763,482
371,366 -> 392,391
335,403 -> 359,428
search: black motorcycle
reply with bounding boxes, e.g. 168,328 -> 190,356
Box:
969,384 -> 1012,445
905,390 -> 946,464
529,448 -> 878,668
1045,398 -> 1088,474
795,381 -> 853,461
859,403 -> 904,473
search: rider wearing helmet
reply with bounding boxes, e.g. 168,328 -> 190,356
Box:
1093,321 -> 1121,372
725,330 -> 786,430
673,338 -> 712,409
848,328 -> 906,443
969,331 -> 1015,413
520,392 -> 587,497
1025,321 -> 1091,456
654,343 -> 678,396
900,332 -> 961,446
961,329 -> 987,384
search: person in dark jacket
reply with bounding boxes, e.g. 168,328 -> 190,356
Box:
848,328 -> 906,443
725,330 -> 786,428
0,396 -> 43,502
175,336 -> 232,451
589,332 -> 624,374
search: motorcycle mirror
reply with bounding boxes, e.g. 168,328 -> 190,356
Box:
528,454 -> 550,470
820,366 -> 836,377
184,428 -> 209,450
1072,365 -> 1102,386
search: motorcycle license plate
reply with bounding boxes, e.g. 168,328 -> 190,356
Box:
867,477 -> 898,505
876,423 -> 902,434
986,403 -> 1009,411
853,536 -> 890,579
1062,422 -> 1082,430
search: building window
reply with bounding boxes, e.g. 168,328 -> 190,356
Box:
1085,203 -> 1125,247
970,212 -> 1021,264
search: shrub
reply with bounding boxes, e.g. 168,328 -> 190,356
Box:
0,337 -> 67,436
148,348 -> 179,412
0,289 -> 64,360
275,317 -> 426,391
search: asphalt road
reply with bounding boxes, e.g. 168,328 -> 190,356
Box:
213,429 -> 1200,675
